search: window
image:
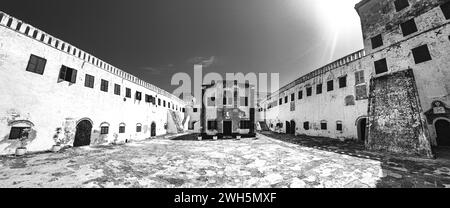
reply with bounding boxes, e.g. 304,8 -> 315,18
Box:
412,45 -> 432,64
208,120 -> 218,130
291,93 -> 295,102
240,120 -> 252,129
400,19 -> 418,36
193,108 -> 198,113
135,91 -> 142,101
182,108 -> 186,113
59,66 -> 77,83
306,87 -> 312,96
355,71 -> 365,85
442,2 -> 450,20
339,76 -> 347,88
240,97 -> 249,107
336,121 -> 343,131
119,124 -> 126,133
279,98 -> 283,105
163,100 -> 166,107
371,34 -> 383,49
168,102 -> 171,108
327,80 -> 334,92
394,0 -> 409,12
316,84 -> 323,94
8,127 -> 30,140
303,122 -> 310,130
298,90 -> 303,100
321,121 -> 327,130
26,55 -> 46,75
285,96 -> 288,104
100,79 -> 109,92
374,58 -> 388,74
136,124 -> 142,132
126,88 -> 131,98
100,123 -> 109,135
114,84 -> 121,95
85,74 -> 95,88
158,98 -> 161,106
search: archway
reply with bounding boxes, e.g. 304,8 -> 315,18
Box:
151,122 -> 156,137
290,120 -> 296,135
357,117 -> 367,142
285,121 -> 290,134
74,119 -> 92,147
435,119 -> 450,147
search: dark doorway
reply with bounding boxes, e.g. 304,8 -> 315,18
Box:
151,122 -> 156,137
290,121 -> 296,135
286,121 -> 291,134
223,121 -> 232,136
357,118 -> 367,142
436,119 -> 450,146
74,120 -> 92,147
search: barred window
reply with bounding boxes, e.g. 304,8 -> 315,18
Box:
85,74 -> 95,88
126,88 -> 131,98
114,84 -> 121,95
100,79 -> 109,92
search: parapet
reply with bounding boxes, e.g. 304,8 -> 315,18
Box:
266,49 -> 366,101
0,11 -> 185,105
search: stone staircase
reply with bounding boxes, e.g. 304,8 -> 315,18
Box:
259,121 -> 270,131
169,110 -> 184,133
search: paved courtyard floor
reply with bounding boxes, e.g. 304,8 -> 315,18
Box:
0,133 -> 449,188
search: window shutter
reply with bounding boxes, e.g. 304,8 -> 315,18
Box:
59,66 -> 67,80
36,58 -> 46,74
71,69 -> 77,83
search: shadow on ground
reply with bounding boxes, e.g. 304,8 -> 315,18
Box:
259,131 -> 450,188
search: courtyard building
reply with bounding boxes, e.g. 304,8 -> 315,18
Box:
0,11 -> 188,156
258,0 -> 450,158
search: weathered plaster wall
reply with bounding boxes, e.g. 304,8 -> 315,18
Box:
357,0 -> 450,149
259,53 -> 370,141
0,12 -> 186,155
367,69 -> 432,157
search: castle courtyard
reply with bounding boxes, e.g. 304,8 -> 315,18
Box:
1,133 -> 450,188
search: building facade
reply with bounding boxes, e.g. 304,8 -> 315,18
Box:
258,0 -> 450,158
0,11 -> 188,155
197,80 -> 256,138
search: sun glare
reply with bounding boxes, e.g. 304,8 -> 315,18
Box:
315,0 -> 361,32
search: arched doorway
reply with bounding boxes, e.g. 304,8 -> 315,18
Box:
357,117 -> 367,142
74,119 -> 92,147
435,119 -> 450,146
151,122 -> 156,137
290,120 -> 296,135
285,121 -> 290,134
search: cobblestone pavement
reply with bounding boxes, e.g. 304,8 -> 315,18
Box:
260,131 -> 450,188
0,133 -> 449,188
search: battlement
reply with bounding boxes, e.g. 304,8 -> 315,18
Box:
0,11 -> 184,104
265,49 -> 366,102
